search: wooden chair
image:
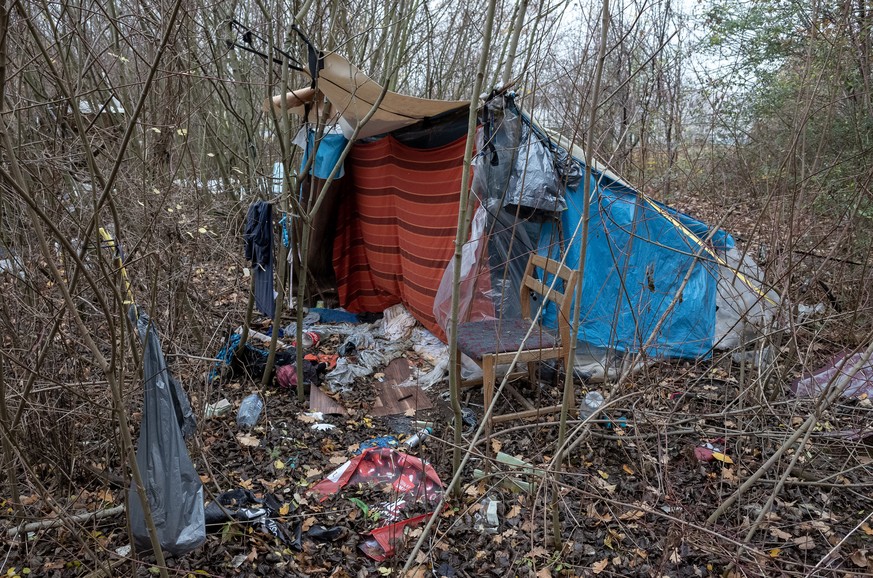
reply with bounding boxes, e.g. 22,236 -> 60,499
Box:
455,254 -> 579,428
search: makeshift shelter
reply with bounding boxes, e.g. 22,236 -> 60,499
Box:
266,48 -> 780,370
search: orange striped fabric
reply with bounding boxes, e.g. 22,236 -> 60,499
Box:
333,134 -> 469,340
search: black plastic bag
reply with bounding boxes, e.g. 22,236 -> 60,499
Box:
128,307 -> 205,557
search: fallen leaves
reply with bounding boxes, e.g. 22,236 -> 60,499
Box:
592,475 -> 617,494
618,508 -> 646,521
769,527 -> 792,541
236,433 -> 260,447
851,549 -> 869,567
793,535 -> 815,550
592,558 -> 609,574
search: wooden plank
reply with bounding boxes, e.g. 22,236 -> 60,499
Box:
370,358 -> 433,416
310,385 -> 347,415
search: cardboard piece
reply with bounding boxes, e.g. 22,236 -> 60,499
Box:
309,385 -> 347,415
370,359 -> 433,417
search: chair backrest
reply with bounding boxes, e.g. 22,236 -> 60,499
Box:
520,254 -> 579,346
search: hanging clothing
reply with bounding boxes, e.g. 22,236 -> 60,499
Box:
293,124 -> 349,180
244,201 -> 275,318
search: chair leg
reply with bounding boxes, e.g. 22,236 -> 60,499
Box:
482,354 -> 496,436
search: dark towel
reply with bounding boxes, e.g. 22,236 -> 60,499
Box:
244,201 -> 275,317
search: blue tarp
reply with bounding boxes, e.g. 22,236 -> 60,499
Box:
539,167 -> 730,359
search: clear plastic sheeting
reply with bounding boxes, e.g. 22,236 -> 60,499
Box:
127,307 -> 204,557
572,345 -> 650,384
433,206 -> 496,336
713,247 -> 781,350
484,199 -> 541,320
474,95 -> 520,203
792,349 -> 873,399
475,93 -> 573,213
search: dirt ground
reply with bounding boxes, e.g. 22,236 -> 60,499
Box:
3,193 -> 873,578
5,313 -> 873,578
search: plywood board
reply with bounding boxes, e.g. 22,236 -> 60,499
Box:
309,385 -> 347,415
370,358 -> 433,417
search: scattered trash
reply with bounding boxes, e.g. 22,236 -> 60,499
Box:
402,427 -> 432,449
415,358 -> 450,389
792,349 -> 873,400
283,311 -> 321,336
292,330 -> 321,349
207,333 -> 242,383
310,448 -> 444,560
338,330 -> 375,356
473,452 -> 545,493
245,327 -> 286,348
380,303 -> 417,341
276,360 -> 325,391
357,436 -> 400,453
204,398 -> 232,419
114,544 -> 131,557
474,497 -> 501,534
605,415 -> 629,431
694,441 -> 733,464
204,488 -> 298,546
580,391 -> 604,422
326,358 -> 372,390
306,525 -> 347,542
306,353 -> 339,370
411,327 -> 447,365
460,407 -> 477,432
237,393 -> 264,429
731,346 -> 775,368
312,423 -> 337,431
797,302 -> 827,324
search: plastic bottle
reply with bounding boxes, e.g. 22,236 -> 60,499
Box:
293,330 -> 321,349
402,427 -> 433,449
580,391 -> 604,423
237,393 -> 264,428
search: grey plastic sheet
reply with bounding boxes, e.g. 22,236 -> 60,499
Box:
128,307 -> 205,557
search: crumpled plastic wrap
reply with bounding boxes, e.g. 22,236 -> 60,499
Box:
379,303 -> 417,341
505,120 -> 567,213
433,205 -> 496,336
338,328 -> 376,356
477,93 -> 568,214
325,358 -> 372,390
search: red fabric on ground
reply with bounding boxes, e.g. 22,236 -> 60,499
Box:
333,134 -> 469,339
